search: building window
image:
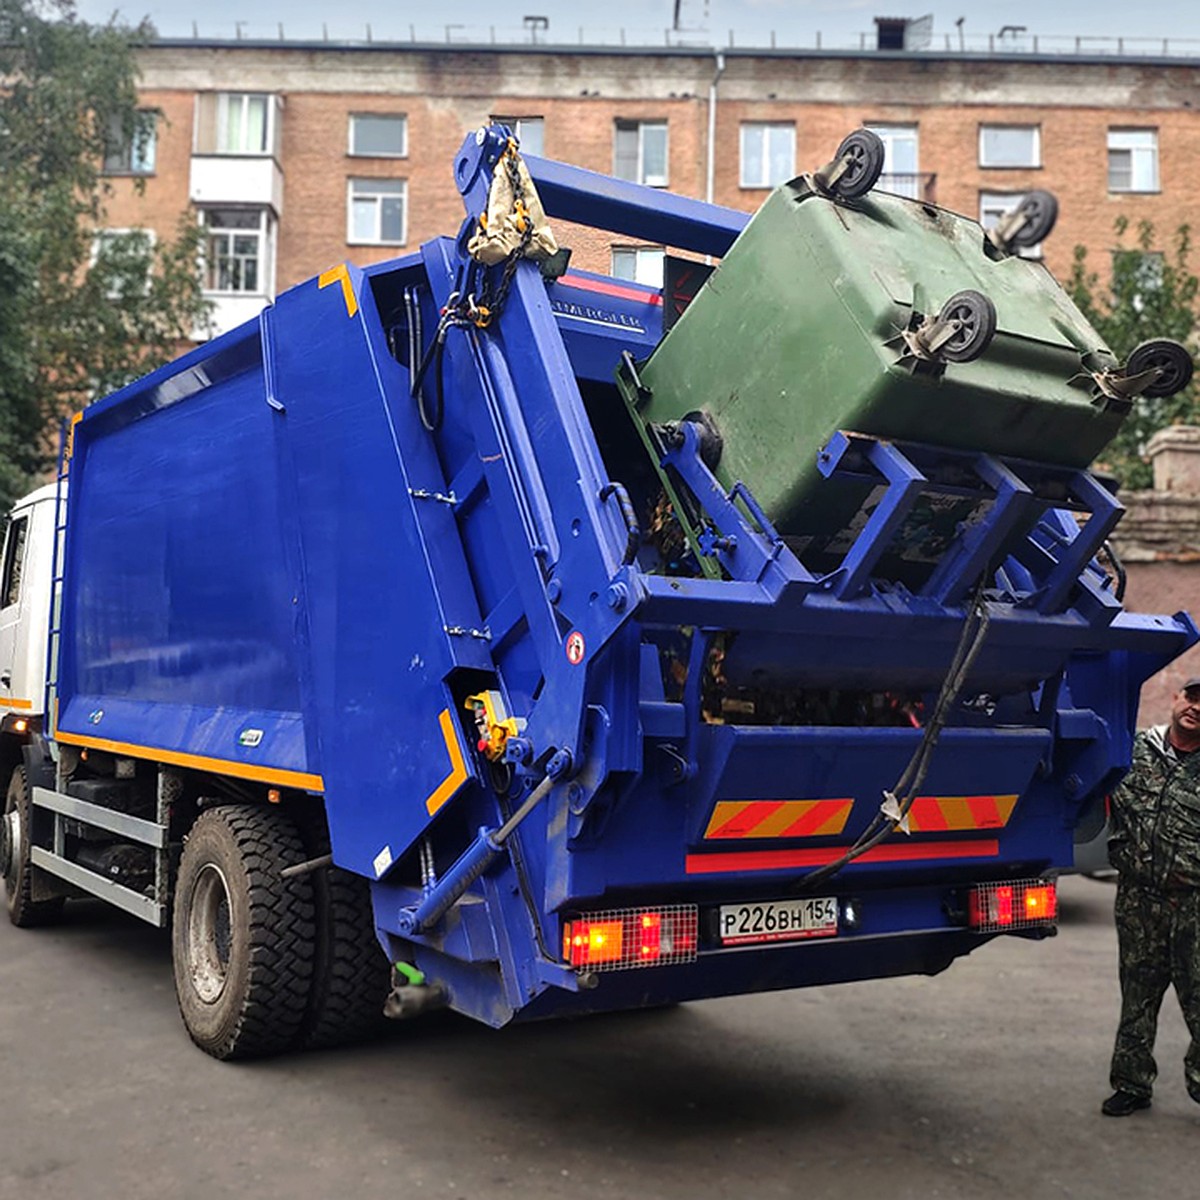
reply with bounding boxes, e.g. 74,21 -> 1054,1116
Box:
614,120 -> 668,187
1108,129 -> 1159,192
348,178 -> 407,245
220,93 -> 270,154
865,123 -> 919,198
194,93 -> 280,156
980,192 -> 1043,259
611,246 -> 665,288
1,515 -> 28,611
102,110 -> 158,175
740,122 -> 795,189
202,208 -> 270,293
90,229 -> 156,299
492,116 -> 544,157
349,113 -> 407,158
979,125 -> 1040,169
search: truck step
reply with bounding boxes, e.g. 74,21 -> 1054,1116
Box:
29,845 -> 164,927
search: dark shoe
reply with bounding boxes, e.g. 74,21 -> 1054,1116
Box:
1101,1090 -> 1151,1117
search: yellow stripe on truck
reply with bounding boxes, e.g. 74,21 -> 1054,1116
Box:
317,263 -> 359,318
425,708 -> 469,815
52,728 -> 324,792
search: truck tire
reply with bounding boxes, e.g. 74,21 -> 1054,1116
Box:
300,862 -> 393,1050
172,805 -> 316,1060
2,765 -> 66,928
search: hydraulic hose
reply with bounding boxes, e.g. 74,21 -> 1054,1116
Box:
795,587 -> 993,891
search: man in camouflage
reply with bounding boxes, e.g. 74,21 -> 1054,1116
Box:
1103,677 -> 1200,1116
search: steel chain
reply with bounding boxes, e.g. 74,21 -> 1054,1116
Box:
473,140 -> 536,328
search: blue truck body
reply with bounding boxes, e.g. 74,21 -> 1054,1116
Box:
38,129 -> 1197,1037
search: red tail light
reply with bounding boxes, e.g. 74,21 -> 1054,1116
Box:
968,879 -> 1057,932
563,905 -> 699,971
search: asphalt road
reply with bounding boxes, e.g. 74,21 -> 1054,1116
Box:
0,875 -> 1195,1200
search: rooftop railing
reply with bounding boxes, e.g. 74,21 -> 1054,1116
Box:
158,22 -> 1200,61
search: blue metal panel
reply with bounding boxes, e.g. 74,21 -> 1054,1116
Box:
522,154 -> 750,258
59,325 -> 316,781
266,263 -> 488,878
546,270 -> 663,380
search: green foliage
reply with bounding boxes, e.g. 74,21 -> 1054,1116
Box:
0,0 -> 211,509
1068,217 -> 1200,489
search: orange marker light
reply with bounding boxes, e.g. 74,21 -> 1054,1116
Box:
1024,885 -> 1056,921
565,919 -> 624,966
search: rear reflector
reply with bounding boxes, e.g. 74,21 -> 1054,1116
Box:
563,905 -> 699,972
968,879 -> 1057,932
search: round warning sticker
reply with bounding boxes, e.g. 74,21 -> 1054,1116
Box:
566,631 -> 586,664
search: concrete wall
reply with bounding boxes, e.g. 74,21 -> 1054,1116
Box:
1110,426 -> 1200,725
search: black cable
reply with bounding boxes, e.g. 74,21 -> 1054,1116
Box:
420,337 -> 445,433
795,586 -> 992,891
1102,538 -> 1127,602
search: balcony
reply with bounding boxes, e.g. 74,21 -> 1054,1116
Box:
189,156 -> 284,215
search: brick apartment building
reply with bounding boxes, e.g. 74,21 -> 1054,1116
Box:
100,32 -> 1200,337
92,26 -> 1200,706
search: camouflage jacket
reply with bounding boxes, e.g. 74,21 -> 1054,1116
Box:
1109,725 -> 1200,891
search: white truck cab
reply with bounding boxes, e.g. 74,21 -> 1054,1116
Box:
1,484 -> 62,926
0,484 -> 56,731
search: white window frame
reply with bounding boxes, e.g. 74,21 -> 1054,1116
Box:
979,192 -> 1043,260
216,93 -> 272,156
201,208 -> 272,295
1108,129 -> 1159,193
739,122 -> 796,189
347,178 -> 408,247
978,125 -> 1040,169
614,120 -> 669,188
864,122 -> 920,198
348,113 -> 408,158
491,116 -> 544,157
102,109 -> 158,175
611,246 -> 665,289
1,514 -> 29,612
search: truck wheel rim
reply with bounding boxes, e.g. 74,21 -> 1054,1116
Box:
187,863 -> 233,1003
1,807 -> 19,883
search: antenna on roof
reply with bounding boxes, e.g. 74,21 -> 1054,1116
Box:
523,15 -> 549,44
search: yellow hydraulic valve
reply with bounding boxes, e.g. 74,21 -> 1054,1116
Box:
465,691 -> 525,761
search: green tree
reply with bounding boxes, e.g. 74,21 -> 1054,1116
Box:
1068,217 -> 1199,489
0,0 -> 210,509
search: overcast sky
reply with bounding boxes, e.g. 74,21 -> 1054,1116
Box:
70,0 -> 1200,50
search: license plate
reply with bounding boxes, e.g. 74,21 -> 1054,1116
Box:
718,897 -> 839,946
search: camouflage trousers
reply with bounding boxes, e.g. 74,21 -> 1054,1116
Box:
1109,879 -> 1200,1102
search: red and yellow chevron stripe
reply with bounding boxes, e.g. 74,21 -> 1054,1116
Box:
905,794 -> 1018,832
702,794 -> 1019,840
704,799 -> 853,840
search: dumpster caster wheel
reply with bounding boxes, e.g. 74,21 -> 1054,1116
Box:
1009,190 -> 1059,248
937,290 -> 998,363
1126,339 -> 1194,398
830,129 -> 885,199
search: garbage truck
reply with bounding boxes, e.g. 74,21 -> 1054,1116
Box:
2,127 -> 1196,1059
